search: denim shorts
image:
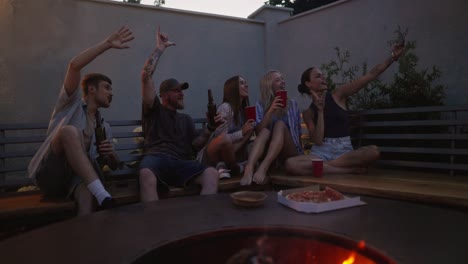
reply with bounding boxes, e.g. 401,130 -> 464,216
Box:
139,153 -> 207,188
310,136 -> 354,161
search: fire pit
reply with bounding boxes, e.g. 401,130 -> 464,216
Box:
132,226 -> 396,264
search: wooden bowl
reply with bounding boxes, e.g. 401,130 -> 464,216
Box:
230,191 -> 267,207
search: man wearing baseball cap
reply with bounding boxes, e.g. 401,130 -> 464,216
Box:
138,27 -> 221,202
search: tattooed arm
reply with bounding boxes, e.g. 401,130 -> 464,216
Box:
141,27 -> 175,109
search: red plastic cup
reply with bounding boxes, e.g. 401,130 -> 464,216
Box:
276,90 -> 287,108
312,159 -> 323,177
245,106 -> 256,121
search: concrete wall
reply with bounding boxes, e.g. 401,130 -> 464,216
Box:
1,0 -> 467,124
277,0 -> 468,106
0,0 -> 266,122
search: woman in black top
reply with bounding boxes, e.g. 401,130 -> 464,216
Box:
285,44 -> 405,176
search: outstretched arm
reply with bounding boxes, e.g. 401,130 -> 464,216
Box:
64,26 -> 134,96
334,44 -> 405,105
141,27 -> 176,109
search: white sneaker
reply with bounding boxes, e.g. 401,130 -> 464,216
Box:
216,162 -> 231,179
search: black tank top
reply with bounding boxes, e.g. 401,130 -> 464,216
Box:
310,92 -> 350,138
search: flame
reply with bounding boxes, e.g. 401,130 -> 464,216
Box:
342,252 -> 356,264
358,240 -> 366,250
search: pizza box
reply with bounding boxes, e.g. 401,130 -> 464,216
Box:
277,185 -> 366,213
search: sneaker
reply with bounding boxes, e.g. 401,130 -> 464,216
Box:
218,169 -> 231,179
216,162 -> 231,179
100,197 -> 115,210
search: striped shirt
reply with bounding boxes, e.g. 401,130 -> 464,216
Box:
255,98 -> 303,154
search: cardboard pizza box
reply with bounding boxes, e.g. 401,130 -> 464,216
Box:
277,185 -> 366,213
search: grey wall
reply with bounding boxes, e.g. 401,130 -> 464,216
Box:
1,0 -> 467,124
277,0 -> 468,106
0,0 -> 266,122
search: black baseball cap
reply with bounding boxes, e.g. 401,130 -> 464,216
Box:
159,78 -> 189,95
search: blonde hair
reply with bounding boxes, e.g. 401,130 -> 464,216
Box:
259,70 -> 287,116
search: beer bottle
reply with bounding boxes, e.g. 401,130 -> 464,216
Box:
207,89 -> 217,129
95,111 -> 106,164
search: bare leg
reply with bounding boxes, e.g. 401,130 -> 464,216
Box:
253,121 -> 296,184
205,133 -> 239,173
326,145 -> 380,168
139,168 -> 159,202
194,167 -> 218,195
73,183 -> 94,216
50,125 -> 100,185
241,128 -> 270,186
51,125 -> 111,208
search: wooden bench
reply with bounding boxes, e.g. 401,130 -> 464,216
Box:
1,118 -> 271,239
272,105 -> 468,208
2,105 -> 468,239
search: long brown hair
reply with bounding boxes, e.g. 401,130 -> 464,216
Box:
223,75 -> 250,126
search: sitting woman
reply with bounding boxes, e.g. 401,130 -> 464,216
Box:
200,75 -> 256,178
241,70 -> 302,185
285,44 -> 405,176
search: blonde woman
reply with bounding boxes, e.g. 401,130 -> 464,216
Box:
241,70 -> 302,185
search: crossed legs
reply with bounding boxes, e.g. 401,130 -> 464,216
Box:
285,145 -> 380,176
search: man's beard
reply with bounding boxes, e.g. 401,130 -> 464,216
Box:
171,98 -> 184,110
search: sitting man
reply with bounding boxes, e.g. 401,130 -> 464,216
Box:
138,27 -> 220,202
28,27 -> 134,215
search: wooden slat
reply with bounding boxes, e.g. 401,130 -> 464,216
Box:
0,136 -> 46,144
113,132 -> 143,138
270,169 -> 468,208
379,147 -> 468,155
114,143 -> 143,151
357,134 -> 468,140
107,120 -> 141,126
0,123 -> 48,130
350,105 -> 468,115
377,160 -> 468,171
118,154 -> 142,163
0,150 -> 37,159
0,165 -> 28,173
359,119 -> 468,127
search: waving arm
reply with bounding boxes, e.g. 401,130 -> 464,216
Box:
141,26 -> 176,110
64,26 -> 134,96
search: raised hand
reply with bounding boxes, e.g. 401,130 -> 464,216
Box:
391,44 -> 405,61
105,26 -> 134,49
156,26 -> 176,51
311,91 -> 325,112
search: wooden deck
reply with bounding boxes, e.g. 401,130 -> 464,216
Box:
270,168 -> 468,208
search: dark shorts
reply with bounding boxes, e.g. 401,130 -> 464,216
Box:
139,153 -> 207,188
35,148 -> 81,198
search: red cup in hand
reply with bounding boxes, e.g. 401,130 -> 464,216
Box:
245,106 -> 256,121
276,90 -> 287,108
312,159 -> 323,177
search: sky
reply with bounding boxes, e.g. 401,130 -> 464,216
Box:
118,0 -> 268,18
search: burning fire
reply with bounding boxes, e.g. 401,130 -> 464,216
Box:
342,240 -> 365,264
342,252 -> 355,264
